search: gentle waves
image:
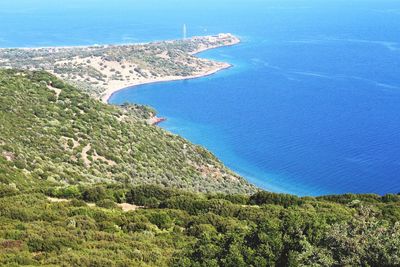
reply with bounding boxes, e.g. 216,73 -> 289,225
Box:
109,1 -> 400,195
2,0 -> 400,195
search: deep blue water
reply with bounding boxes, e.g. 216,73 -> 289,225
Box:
2,0 -> 400,195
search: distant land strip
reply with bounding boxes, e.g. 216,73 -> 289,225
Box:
0,33 -> 240,103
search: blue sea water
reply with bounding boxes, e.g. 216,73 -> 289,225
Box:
2,0 -> 400,195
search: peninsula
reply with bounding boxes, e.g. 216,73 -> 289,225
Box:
0,33 -> 240,103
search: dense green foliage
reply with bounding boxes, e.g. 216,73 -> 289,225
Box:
0,184 -> 399,266
0,69 -> 253,194
1,69 -> 399,266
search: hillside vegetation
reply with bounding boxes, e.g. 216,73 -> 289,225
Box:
1,69 -> 400,266
0,69 -> 254,194
0,184 -> 400,266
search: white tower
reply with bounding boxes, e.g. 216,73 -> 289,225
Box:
183,24 -> 187,40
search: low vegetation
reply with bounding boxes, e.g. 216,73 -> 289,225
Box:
0,184 -> 399,266
0,69 -> 254,194
1,69 -> 399,266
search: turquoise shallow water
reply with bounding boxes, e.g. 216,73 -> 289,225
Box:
2,0 -> 400,195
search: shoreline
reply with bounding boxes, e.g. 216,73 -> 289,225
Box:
0,33 -> 241,126
0,35 -> 239,51
0,33 -> 241,109
102,62 -> 233,104
101,36 -> 240,104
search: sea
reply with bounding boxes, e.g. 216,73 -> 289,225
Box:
2,0 -> 400,196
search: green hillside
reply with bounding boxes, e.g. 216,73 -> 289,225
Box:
1,69 -> 400,266
0,69 -> 254,194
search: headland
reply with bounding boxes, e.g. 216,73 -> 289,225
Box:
0,33 -> 240,105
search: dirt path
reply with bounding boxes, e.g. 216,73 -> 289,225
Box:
47,197 -> 142,212
81,144 -> 92,167
47,85 -> 61,100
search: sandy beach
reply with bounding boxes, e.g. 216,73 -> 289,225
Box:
101,62 -> 232,103
100,34 -> 240,103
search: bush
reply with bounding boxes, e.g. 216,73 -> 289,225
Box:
249,191 -> 303,207
96,199 -> 117,209
148,212 -> 173,230
82,186 -> 107,202
126,185 -> 182,206
0,184 -> 18,198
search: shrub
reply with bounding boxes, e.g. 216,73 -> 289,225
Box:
82,186 -> 107,202
96,199 -> 117,209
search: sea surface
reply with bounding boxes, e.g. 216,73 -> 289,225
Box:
2,0 -> 400,195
